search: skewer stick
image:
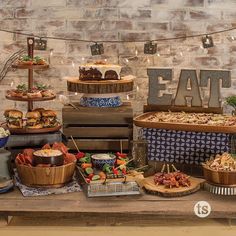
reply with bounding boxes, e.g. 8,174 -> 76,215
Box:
70,135 -> 80,152
114,158 -> 135,171
171,164 -> 178,172
133,165 -> 149,171
120,140 -> 123,154
167,164 -> 170,174
161,163 -> 166,173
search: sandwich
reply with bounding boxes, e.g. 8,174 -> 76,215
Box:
41,110 -> 58,128
26,111 -> 42,129
4,109 -> 23,129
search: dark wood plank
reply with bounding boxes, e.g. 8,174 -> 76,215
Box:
63,126 -> 131,138
67,139 -> 129,151
62,103 -> 133,125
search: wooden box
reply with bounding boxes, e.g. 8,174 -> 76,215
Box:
62,102 -> 133,152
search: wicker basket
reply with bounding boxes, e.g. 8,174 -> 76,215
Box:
202,165 -> 236,186
16,162 -> 76,187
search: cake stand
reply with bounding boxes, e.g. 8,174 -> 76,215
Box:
66,76 -> 134,108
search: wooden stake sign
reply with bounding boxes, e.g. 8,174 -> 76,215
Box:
147,68 -> 231,111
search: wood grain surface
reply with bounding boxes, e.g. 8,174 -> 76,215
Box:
0,189 -> 236,219
66,76 -> 134,94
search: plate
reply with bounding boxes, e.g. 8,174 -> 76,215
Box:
5,95 -> 56,102
8,125 -> 61,134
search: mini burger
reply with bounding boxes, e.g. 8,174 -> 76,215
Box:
4,109 -> 23,129
41,110 -> 58,128
26,111 -> 43,129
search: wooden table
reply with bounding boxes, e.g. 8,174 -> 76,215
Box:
0,188 -> 236,224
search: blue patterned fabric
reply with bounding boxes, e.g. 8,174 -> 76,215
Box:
142,128 -> 230,165
80,96 -> 122,107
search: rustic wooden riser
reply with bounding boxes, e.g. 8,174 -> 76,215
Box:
63,126 -> 131,138
62,102 -> 133,152
67,139 -> 129,151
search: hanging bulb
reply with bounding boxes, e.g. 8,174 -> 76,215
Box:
179,51 -> 183,57
72,61 -> 75,68
157,53 -> 160,57
136,85 -> 140,92
10,81 -> 14,87
135,49 -> 138,56
74,92 -> 78,96
126,94 -> 130,100
147,57 -> 150,64
125,58 -> 129,63
202,35 -> 214,48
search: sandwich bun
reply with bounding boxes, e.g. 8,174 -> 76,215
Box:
26,111 -> 41,119
42,110 -> 57,117
7,110 -> 23,118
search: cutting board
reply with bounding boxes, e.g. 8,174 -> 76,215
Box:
141,175 -> 205,197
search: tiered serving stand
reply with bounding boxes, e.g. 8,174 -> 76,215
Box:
8,37 -> 61,134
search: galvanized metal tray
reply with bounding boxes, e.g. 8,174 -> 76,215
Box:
76,166 -> 141,197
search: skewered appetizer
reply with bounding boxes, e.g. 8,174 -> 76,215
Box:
76,151 -> 130,183
154,171 -> 191,188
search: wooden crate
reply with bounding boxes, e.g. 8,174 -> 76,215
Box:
62,102 -> 133,152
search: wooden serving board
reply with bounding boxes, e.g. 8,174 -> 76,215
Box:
141,175 -> 204,197
12,64 -> 49,70
66,76 -> 134,94
134,112 -> 236,133
5,95 -> 56,102
9,125 -> 61,134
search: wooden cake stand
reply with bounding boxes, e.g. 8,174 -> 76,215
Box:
66,76 -> 134,94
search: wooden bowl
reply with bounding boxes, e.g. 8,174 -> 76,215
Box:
33,149 -> 64,166
16,162 -> 76,187
202,164 -> 236,186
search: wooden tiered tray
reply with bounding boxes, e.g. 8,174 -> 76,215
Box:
5,95 -> 56,102
66,76 -> 134,94
12,64 -> 49,70
9,125 -> 61,134
134,112 -> 236,133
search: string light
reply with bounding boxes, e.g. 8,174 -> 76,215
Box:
202,35 -> 214,48
144,41 -> 157,54
90,42 -> 104,55
1,26 -> 235,43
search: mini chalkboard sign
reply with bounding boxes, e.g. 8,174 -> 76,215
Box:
147,68 -> 231,113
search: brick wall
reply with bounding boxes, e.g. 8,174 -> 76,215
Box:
0,0 -> 236,125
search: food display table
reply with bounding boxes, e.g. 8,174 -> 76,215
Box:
0,189 -> 236,224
